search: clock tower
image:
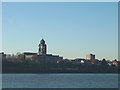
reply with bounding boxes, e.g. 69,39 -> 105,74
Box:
38,38 -> 47,55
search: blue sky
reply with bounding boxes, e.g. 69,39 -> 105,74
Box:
2,2 -> 118,60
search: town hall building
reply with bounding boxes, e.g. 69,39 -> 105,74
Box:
23,39 -> 63,64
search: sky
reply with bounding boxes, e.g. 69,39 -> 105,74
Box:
2,2 -> 118,60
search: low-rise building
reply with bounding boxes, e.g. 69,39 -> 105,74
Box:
23,52 -> 37,60
0,52 -> 6,60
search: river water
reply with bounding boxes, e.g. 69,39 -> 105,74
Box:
2,73 -> 118,88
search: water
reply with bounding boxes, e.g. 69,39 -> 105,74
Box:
2,73 -> 118,88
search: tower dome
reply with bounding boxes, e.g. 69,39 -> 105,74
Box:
40,38 -> 45,44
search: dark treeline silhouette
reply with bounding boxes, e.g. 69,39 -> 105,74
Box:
2,56 -> 119,73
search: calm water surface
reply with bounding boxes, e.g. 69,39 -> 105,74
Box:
2,73 -> 118,88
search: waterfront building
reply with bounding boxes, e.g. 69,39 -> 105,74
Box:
86,54 -> 95,60
23,52 -> 37,60
6,54 -> 11,59
0,52 -> 6,60
23,39 -> 63,64
69,58 -> 85,65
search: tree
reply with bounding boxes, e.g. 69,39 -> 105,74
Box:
101,58 -> 107,66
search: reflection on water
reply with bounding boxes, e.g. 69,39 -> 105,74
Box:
2,73 -> 118,88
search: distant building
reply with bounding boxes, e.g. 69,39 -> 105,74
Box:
23,39 -> 63,64
86,54 -> 95,60
6,54 -> 11,59
0,52 -> 6,60
37,54 -> 63,64
107,61 -> 113,66
65,58 -> 85,65
91,59 -> 100,65
23,52 -> 37,60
